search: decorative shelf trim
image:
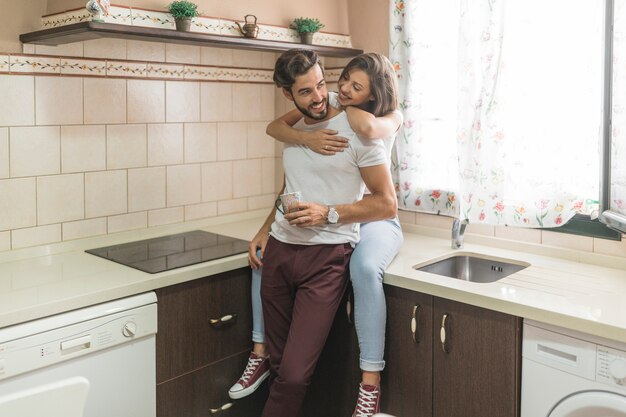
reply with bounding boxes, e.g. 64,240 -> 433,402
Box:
0,53 -> 344,84
21,6 -> 363,57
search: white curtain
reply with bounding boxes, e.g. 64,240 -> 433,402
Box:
389,0 -> 603,227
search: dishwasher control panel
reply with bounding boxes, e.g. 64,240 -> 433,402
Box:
0,303 -> 157,381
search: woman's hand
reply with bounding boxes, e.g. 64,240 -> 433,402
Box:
248,227 -> 270,269
284,202 -> 329,227
303,129 -> 349,155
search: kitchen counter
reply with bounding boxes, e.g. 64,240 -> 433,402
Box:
1,209 -> 625,343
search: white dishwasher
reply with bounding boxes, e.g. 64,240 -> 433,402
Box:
0,292 -> 158,417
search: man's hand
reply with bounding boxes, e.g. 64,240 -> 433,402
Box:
284,201 -> 329,227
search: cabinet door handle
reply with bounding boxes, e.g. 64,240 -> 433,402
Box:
346,292 -> 353,324
209,313 -> 238,329
440,313 -> 450,353
210,402 -> 233,414
411,304 -> 421,343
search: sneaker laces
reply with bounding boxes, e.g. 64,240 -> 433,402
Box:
354,385 -> 379,417
240,356 -> 264,383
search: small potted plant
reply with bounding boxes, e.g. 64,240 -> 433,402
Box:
291,17 -> 325,45
168,1 -> 199,32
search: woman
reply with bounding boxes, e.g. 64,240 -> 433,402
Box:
229,53 -> 403,417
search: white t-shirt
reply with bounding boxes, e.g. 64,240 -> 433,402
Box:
270,110 -> 387,246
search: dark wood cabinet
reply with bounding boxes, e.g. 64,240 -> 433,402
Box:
155,267 -> 266,417
382,285 -> 522,417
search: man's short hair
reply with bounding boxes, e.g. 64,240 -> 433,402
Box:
273,49 -> 324,91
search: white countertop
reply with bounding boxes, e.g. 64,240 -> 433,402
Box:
1,210 -> 625,344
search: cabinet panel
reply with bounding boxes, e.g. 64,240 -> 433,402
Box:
157,350 -> 267,417
156,268 -> 253,383
433,297 -> 522,417
303,287 -> 361,417
382,284 -> 433,417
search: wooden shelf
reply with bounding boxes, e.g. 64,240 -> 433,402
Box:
20,22 -> 363,58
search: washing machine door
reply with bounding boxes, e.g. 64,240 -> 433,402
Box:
549,391 -> 626,417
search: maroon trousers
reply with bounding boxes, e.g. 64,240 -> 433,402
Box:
260,237 -> 353,417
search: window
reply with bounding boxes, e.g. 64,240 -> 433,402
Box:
390,0 -> 623,239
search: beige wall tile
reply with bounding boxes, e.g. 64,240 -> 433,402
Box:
10,126 -> 60,177
593,237 -> 626,257
37,174 -> 84,225
261,52 -> 277,69
415,212 -> 454,229
12,224 -> 62,249
84,38 -> 127,59
233,159 -> 262,198
127,40 -> 165,62
148,207 -> 184,227
274,157 -> 284,192
248,194 -> 275,211
185,202 -> 217,220
202,161 -> 232,201
107,124 -> 147,169
35,76 -> 83,125
495,226 -> 541,244
108,211 -> 147,234
0,231 -> 9,252
166,81 -> 200,122
184,123 -> 217,163
165,43 -> 201,64
0,75 -> 35,127
35,42 -> 84,57
85,170 -> 127,218
0,178 -> 36,231
0,128 -> 8,179
541,230 -> 594,252
84,78 -> 126,124
217,198 -> 247,215
232,84 -> 263,121
147,123 -> 184,166
127,79 -> 165,123
398,209 -> 417,224
466,223 -> 495,237
200,47 -> 233,66
167,164 -> 202,206
247,122 -> 275,158
128,167 -> 166,212
260,84 -> 275,121
62,218 -> 107,241
232,50 -> 263,67
200,82 -> 233,122
61,125 -> 106,173
217,122 -> 247,160
261,157 -> 277,194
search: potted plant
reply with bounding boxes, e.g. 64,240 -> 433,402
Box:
168,1 -> 199,32
291,17 -> 325,45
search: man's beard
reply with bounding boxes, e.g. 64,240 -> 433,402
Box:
293,98 -> 328,120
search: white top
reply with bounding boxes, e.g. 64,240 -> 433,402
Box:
270,110 -> 387,246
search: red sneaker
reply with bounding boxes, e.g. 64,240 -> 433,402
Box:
228,352 -> 270,399
352,383 -> 381,417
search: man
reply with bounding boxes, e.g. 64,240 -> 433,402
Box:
259,49 -> 397,417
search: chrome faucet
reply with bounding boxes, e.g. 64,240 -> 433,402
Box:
451,218 -> 468,249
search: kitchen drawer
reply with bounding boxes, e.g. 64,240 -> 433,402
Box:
156,268 -> 253,383
157,350 -> 266,417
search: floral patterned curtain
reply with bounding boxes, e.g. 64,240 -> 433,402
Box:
389,0 -> 599,228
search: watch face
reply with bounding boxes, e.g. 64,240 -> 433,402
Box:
328,208 -> 339,224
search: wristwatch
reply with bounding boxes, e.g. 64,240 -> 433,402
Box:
326,206 -> 339,224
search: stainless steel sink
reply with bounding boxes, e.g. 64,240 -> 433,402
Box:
414,252 -> 529,283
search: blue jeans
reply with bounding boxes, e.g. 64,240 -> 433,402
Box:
251,218 -> 403,372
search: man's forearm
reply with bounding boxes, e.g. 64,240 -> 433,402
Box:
334,193 -> 397,224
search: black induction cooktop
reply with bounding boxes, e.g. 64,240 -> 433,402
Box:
86,230 -> 249,274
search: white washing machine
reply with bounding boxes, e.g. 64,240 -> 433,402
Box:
522,320 -> 626,417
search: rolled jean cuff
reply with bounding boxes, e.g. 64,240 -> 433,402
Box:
252,331 -> 265,344
360,358 -> 385,372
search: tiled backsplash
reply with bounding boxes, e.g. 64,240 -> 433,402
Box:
0,39 -> 291,251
